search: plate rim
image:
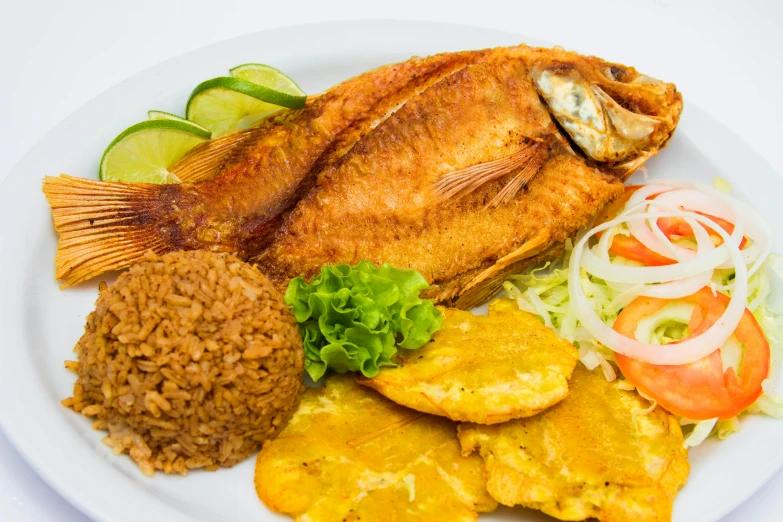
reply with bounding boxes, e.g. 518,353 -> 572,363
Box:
1,19 -> 782,522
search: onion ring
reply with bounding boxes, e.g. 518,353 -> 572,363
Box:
569,208 -> 748,365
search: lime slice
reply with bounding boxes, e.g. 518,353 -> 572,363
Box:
100,120 -> 209,183
147,110 -> 212,138
186,76 -> 307,137
230,63 -> 306,96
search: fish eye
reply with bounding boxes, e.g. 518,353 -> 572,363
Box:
604,65 -> 630,83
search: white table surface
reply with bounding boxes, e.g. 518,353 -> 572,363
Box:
1,1 -> 781,520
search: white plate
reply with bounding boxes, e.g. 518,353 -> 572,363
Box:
0,20 -> 781,522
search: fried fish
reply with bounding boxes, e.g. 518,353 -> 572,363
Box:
43,45 -> 682,308
254,374 -> 497,521
459,364 -> 690,522
43,49 -> 486,286
258,46 -> 682,308
358,298 -> 578,424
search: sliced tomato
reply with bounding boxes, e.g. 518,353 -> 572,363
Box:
657,214 -> 749,249
595,185 -> 748,266
603,234 -> 676,266
595,186 -> 676,266
614,288 -> 770,420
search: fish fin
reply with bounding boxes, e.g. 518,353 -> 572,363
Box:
459,230 -> 551,298
454,241 -> 564,310
431,141 -> 545,204
453,277 -> 507,311
613,150 -> 654,181
42,175 -> 167,288
169,128 -> 258,183
486,146 -> 547,208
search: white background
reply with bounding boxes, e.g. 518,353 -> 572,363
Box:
1,0 -> 781,520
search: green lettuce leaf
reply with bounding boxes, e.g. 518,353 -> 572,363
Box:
284,260 -> 443,380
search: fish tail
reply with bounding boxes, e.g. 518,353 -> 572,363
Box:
42,175 -> 168,287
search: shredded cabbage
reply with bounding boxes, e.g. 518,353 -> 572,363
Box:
504,244 -> 783,447
631,388 -> 658,432
683,418 -> 718,448
716,417 -> 742,439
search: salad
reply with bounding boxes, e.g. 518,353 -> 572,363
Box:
505,179 -> 782,446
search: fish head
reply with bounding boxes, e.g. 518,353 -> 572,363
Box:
531,59 -> 682,176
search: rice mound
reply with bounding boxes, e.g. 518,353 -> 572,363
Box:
63,250 -> 305,476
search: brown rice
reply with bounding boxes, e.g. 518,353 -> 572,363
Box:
63,250 -> 304,476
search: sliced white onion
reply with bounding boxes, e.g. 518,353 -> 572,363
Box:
626,183 -> 676,207
630,179 -> 770,273
654,189 -> 734,222
564,180 -> 773,366
581,212 -> 732,284
655,188 -> 763,271
649,210 -> 687,262
638,270 -> 715,299
726,197 -> 771,277
623,197 -> 728,266
569,208 -> 748,366
626,205 -> 699,262
592,204 -> 715,300
595,215 -> 621,261
604,270 -> 713,303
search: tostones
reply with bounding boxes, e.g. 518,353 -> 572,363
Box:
459,364 -> 690,522
358,299 -> 578,424
255,375 -> 497,521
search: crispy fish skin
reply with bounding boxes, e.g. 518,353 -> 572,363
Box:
459,364 -> 690,522
255,47 -> 681,306
43,45 -> 681,293
254,375 -> 497,522
257,56 -> 627,306
175,50 -> 485,256
42,49 -> 486,287
257,58 -> 555,284
435,157 -> 621,308
358,299 -> 578,424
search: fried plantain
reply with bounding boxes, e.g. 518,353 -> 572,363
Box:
459,364 -> 689,522
358,299 -> 578,424
255,375 -> 497,521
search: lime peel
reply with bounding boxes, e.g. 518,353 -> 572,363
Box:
229,63 -> 306,96
100,120 -> 209,184
187,77 -> 306,112
186,73 -> 307,137
147,110 -> 212,137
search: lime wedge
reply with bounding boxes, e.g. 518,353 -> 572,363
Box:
147,110 -> 212,138
100,120 -> 209,183
230,63 -> 306,96
186,76 -> 307,137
